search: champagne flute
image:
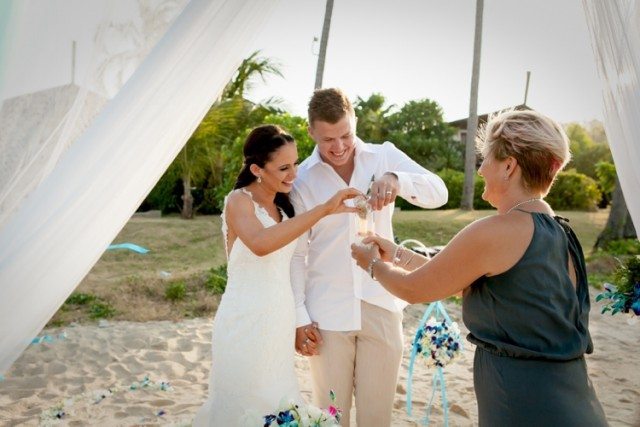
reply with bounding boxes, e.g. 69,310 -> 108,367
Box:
354,175 -> 375,243
355,195 -> 372,242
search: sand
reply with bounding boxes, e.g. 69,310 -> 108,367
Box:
1,301 -> 638,426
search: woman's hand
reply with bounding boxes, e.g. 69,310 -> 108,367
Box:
350,241 -> 381,271
361,234 -> 398,263
323,188 -> 362,215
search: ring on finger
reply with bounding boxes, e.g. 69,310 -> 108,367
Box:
385,190 -> 392,195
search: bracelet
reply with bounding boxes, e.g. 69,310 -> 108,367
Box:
392,246 -> 403,266
402,250 -> 415,267
368,257 -> 381,279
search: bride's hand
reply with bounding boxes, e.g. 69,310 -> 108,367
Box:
323,188 -> 362,215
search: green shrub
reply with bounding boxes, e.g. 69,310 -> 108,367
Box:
205,264 -> 228,294
546,171 -> 601,211
595,161 -> 616,208
601,239 -> 640,256
165,281 -> 187,301
65,292 -> 97,305
437,169 -> 463,209
473,175 -> 492,209
89,301 -> 116,319
140,164 -> 181,215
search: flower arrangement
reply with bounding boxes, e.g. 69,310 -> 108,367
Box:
251,392 -> 341,427
596,256 -> 640,318
415,316 -> 462,368
40,375 -> 172,422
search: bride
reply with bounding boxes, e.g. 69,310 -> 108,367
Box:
193,125 -> 360,426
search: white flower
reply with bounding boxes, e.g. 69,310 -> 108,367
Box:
278,396 -> 298,410
417,317 -> 462,368
307,404 -> 323,420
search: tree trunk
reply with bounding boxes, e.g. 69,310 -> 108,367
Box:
461,0 -> 484,210
181,176 -> 194,219
594,176 -> 633,249
623,210 -> 637,239
314,0 -> 334,90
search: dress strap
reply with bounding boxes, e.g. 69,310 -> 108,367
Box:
221,194 -> 231,258
240,187 -> 284,222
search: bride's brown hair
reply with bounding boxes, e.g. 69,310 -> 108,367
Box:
233,125 -> 296,218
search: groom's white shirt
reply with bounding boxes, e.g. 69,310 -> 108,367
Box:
290,138 -> 448,331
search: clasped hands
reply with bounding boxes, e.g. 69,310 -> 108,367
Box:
295,322 -> 322,356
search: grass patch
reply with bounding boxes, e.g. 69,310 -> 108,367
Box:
205,264 -> 228,294
65,292 -> 97,305
61,292 -> 116,321
165,281 -> 187,301
89,301 -> 116,319
49,209 -> 612,325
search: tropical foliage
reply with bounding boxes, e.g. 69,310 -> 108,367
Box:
354,93 -> 393,143
546,171 -> 602,211
141,52 -> 617,220
386,99 -> 461,172
145,51 -> 282,217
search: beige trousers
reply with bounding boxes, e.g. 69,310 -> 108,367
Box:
308,301 -> 404,427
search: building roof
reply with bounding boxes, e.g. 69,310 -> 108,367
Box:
448,103 -> 532,129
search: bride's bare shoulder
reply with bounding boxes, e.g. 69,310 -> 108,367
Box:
225,189 -> 254,215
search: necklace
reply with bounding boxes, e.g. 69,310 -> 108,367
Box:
505,197 -> 542,214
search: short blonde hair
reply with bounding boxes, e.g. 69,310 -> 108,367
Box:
476,109 -> 571,194
307,88 -> 355,125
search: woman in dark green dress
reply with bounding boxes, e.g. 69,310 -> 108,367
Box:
351,109 -> 607,426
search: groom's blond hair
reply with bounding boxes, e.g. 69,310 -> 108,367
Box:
308,88 -> 355,126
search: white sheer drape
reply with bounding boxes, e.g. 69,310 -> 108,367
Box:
582,0 -> 640,231
0,0 -> 278,376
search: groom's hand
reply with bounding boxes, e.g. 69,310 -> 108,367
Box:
295,323 -> 322,356
369,172 -> 399,211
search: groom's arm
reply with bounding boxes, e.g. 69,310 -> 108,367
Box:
291,231 -> 312,327
290,190 -> 322,356
289,190 -> 312,328
382,141 -> 448,209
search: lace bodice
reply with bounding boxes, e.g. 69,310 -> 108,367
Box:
220,189 -> 297,296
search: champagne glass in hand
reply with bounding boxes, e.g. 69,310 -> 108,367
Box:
355,195 -> 372,239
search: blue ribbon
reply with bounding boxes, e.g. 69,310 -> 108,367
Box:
31,332 -> 67,345
406,301 -> 455,426
106,243 -> 149,254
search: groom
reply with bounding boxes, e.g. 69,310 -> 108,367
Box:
290,88 -> 448,426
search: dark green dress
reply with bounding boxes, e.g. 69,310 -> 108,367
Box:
462,212 -> 607,426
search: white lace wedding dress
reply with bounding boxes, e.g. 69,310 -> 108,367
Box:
193,189 -> 303,426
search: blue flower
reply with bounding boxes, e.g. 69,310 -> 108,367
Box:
264,414 -> 276,426
277,410 -> 295,424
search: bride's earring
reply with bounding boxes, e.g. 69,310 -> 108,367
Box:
257,176 -> 262,183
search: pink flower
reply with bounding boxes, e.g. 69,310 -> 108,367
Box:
327,406 -> 338,417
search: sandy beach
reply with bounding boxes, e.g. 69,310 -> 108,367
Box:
1,301 -> 638,426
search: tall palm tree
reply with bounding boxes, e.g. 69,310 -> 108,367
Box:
177,51 -> 282,218
222,50 -> 282,100
461,0 -> 484,210
314,0 -> 334,89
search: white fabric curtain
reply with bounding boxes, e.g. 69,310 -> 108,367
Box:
0,0 -> 278,376
582,0 -> 640,231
